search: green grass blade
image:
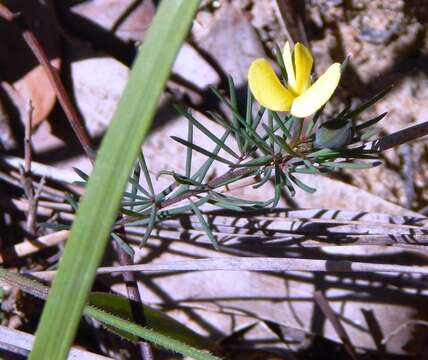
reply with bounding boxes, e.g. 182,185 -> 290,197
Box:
29,2 -> 200,359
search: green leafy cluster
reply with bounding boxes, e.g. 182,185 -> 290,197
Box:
65,59 -> 391,254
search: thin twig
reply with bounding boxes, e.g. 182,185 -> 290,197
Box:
30,257 -> 428,282
313,291 -> 359,360
0,230 -> 69,264
274,0 -> 309,47
114,240 -> 154,360
0,155 -> 80,183
23,100 -> 32,176
382,320 -> 428,345
0,325 -> 111,360
20,100 -> 36,234
0,3 -> 94,159
367,120 -> 428,152
401,143 -> 415,209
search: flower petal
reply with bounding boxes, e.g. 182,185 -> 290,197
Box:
294,42 -> 313,94
282,41 -> 296,91
248,59 -> 295,112
290,63 -> 341,118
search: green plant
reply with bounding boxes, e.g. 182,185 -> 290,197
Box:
30,5 -> 396,360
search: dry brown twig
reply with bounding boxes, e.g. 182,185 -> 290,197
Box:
30,257 -> 428,283
382,320 -> 428,346
313,291 -> 359,360
0,3 -> 94,159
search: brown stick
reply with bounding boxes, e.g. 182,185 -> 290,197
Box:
313,291 -> 359,360
17,99 -> 42,235
114,239 -> 154,360
0,4 -> 94,159
368,120 -> 428,152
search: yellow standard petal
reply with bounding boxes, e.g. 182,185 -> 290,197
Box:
282,41 -> 296,92
290,63 -> 341,118
248,59 -> 295,112
294,42 -> 313,95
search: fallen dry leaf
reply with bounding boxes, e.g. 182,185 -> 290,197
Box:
0,0 -> 60,126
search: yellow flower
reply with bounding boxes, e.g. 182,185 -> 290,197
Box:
248,42 -> 341,118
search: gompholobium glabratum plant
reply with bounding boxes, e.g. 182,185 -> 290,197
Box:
27,3 -> 392,359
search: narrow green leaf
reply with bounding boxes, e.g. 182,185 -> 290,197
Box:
172,136 -> 234,166
344,86 -> 392,119
232,155 -> 273,168
210,192 -> 266,207
245,86 -> 253,127
340,54 -> 351,73
280,170 -> 295,196
111,233 -> 135,257
73,167 -> 89,181
189,199 -> 219,250
272,162 -> 282,208
40,223 -> 70,231
293,166 -> 320,174
273,42 -> 288,83
243,86 -> 253,153
30,2 -> 201,359
194,130 -> 231,183
356,112 -> 387,131
121,200 -> 152,207
309,148 -> 377,160
157,170 -> 204,188
89,292 -> 217,351
122,191 -> 150,201
262,123 -> 295,155
253,167 -> 272,189
322,161 -> 382,169
228,75 -> 244,153
271,111 -> 292,138
85,306 -> 220,360
64,193 -> 78,212
127,176 -> 152,199
0,267 -> 220,360
138,152 -> 155,198
252,106 -> 266,132
186,112 -> 193,178
305,105 -> 325,138
175,105 -> 240,159
287,173 -> 316,193
140,205 -> 157,247
210,86 -> 271,154
129,160 -> 141,210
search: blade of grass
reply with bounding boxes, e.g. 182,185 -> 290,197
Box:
0,269 -> 220,360
29,2 -> 200,359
